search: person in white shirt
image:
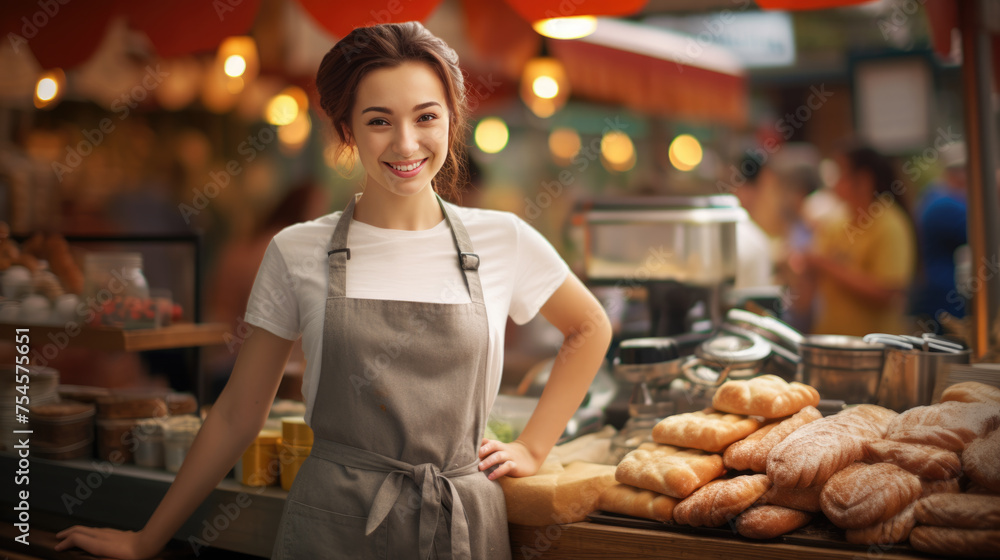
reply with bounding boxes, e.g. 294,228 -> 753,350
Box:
57,21 -> 611,560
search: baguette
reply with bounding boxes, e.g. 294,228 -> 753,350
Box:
884,401 -> 1000,452
819,462 -> 922,530
767,405 -> 897,488
673,474 -> 771,527
597,483 -> 678,522
652,409 -> 761,453
712,375 -> 820,419
615,444 -> 725,499
861,440 -> 961,480
724,406 -> 821,472
913,493 -> 1000,529
909,527 -> 1000,557
964,429 -> 1000,493
735,505 -> 812,539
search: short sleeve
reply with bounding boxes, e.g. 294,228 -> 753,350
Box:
508,217 -> 570,325
870,210 -> 916,289
244,239 -> 301,340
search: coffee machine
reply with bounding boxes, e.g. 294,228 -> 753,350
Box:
575,195 -> 758,459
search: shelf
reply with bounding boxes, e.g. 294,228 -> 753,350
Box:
509,521 -> 929,560
0,322 -> 229,351
0,452 -> 284,558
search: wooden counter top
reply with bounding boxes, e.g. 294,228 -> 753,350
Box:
508,521 -> 932,560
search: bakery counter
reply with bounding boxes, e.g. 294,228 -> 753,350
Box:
0,452 -> 282,558
508,521 -> 931,560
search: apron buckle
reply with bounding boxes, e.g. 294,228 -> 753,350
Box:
328,247 -> 351,259
459,252 -> 480,271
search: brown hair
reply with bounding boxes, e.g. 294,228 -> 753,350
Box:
316,22 -> 468,201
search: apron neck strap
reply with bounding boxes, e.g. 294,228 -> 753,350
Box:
326,192 -> 485,304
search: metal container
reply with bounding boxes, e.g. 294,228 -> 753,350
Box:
580,196 -> 746,286
876,348 -> 972,412
724,309 -> 803,353
799,335 -> 885,403
799,335 -> 885,369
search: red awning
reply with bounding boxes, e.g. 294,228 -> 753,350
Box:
549,19 -> 747,126
756,0 -> 876,9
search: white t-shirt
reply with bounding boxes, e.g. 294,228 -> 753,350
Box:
243,201 -> 571,426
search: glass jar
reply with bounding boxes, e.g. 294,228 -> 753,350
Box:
163,415 -> 202,473
83,252 -> 151,328
132,418 -> 165,468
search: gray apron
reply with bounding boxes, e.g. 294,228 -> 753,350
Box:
271,194 -> 511,560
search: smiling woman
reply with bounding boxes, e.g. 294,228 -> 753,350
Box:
55,21 -> 611,560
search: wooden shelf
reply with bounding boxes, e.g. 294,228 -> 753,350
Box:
509,522 -> 930,560
0,322 -> 229,351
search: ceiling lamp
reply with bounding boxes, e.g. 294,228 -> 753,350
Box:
216,36 -> 258,94
600,130 -> 636,172
668,134 -> 703,171
474,117 -> 510,154
532,16 -> 598,39
279,111 -> 311,154
520,54 -> 570,119
548,127 -> 581,165
34,69 -> 66,109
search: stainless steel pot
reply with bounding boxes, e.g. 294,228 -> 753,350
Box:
799,335 -> 885,370
876,348 -> 972,412
799,335 -> 885,403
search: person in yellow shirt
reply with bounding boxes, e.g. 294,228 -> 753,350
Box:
799,145 -> 916,336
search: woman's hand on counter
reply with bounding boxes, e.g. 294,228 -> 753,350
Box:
478,438 -> 541,481
54,526 -> 160,559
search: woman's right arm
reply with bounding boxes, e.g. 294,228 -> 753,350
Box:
55,327 -> 295,559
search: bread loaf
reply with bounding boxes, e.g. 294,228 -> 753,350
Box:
767,405 -> 897,488
845,502 -> 916,545
597,483 -> 678,523
652,409 -> 760,453
724,406 -> 821,472
913,493 -> 1000,529
673,474 -> 771,527
755,485 -> 823,512
615,444 -> 725,499
844,472 -> 960,545
884,401 -> 1000,452
920,478 -> 960,496
964,429 -> 1000,493
712,375 -> 820,419
940,381 -> 1000,406
499,460 -> 617,526
861,440 -> 961,480
819,462 -> 922,530
735,505 -> 812,539
909,527 -> 1000,557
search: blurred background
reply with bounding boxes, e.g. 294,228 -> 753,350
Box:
0,0 -> 997,399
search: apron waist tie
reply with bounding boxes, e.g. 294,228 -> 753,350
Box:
310,438 -> 480,560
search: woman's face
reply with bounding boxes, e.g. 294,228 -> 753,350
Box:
348,61 -> 450,199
